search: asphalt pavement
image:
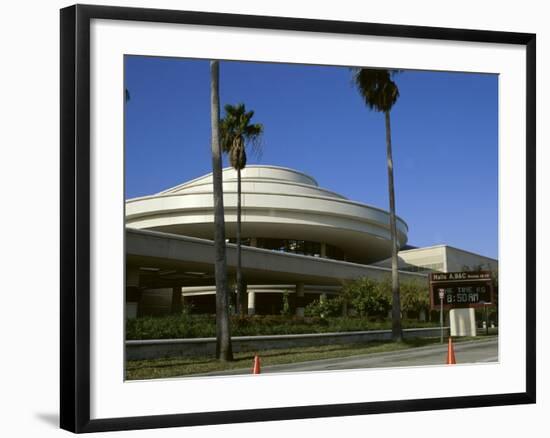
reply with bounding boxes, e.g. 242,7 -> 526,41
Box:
198,337 -> 498,376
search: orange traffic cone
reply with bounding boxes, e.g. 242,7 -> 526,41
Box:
252,355 -> 261,374
446,337 -> 456,365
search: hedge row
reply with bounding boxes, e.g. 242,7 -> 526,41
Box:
126,314 -> 439,340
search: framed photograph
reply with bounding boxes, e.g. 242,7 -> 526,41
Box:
60,4 -> 536,433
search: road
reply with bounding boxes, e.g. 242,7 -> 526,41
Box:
199,338 -> 498,376
261,338 -> 498,373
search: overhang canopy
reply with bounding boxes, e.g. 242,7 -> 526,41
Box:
127,228 -> 425,288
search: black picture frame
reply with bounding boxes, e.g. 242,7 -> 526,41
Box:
60,4 -> 536,433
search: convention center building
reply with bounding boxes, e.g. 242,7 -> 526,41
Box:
125,165 -> 497,317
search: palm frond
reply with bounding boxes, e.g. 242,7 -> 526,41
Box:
220,103 -> 264,167
350,67 -> 401,112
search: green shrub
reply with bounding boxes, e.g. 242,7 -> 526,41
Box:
125,312 -> 439,340
304,296 -> 343,318
400,279 -> 430,317
341,277 -> 391,317
126,312 -> 216,340
280,291 -> 292,316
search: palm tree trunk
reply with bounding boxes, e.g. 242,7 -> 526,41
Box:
210,60 -> 233,361
236,166 -> 244,316
385,110 -> 402,342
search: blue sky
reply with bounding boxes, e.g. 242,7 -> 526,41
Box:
125,56 -> 498,259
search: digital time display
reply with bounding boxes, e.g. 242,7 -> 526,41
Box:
429,271 -> 495,310
443,285 -> 490,305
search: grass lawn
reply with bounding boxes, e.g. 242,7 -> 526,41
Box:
126,335 -> 496,380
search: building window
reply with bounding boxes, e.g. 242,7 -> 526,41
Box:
227,237 -> 252,246
240,238 -> 345,260
401,262 -> 444,273
325,244 -> 345,261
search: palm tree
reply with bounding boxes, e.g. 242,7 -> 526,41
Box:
220,103 -> 263,316
210,61 -> 233,361
351,68 -> 403,342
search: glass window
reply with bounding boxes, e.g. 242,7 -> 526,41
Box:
253,238 -> 343,260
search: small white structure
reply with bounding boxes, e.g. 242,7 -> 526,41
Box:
449,308 -> 477,337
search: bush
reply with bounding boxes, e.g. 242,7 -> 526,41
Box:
280,291 -> 292,316
304,296 -> 343,318
126,312 -> 216,340
341,277 -> 391,318
400,279 -> 430,317
126,311 -> 440,340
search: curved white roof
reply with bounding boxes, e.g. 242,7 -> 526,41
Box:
126,165 -> 408,264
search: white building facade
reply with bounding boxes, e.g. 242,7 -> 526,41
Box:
373,245 -> 498,274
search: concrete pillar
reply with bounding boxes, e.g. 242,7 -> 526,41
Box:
126,266 -> 141,318
250,237 -> 257,247
295,282 -> 305,317
247,291 -> 256,315
320,242 -> 327,258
